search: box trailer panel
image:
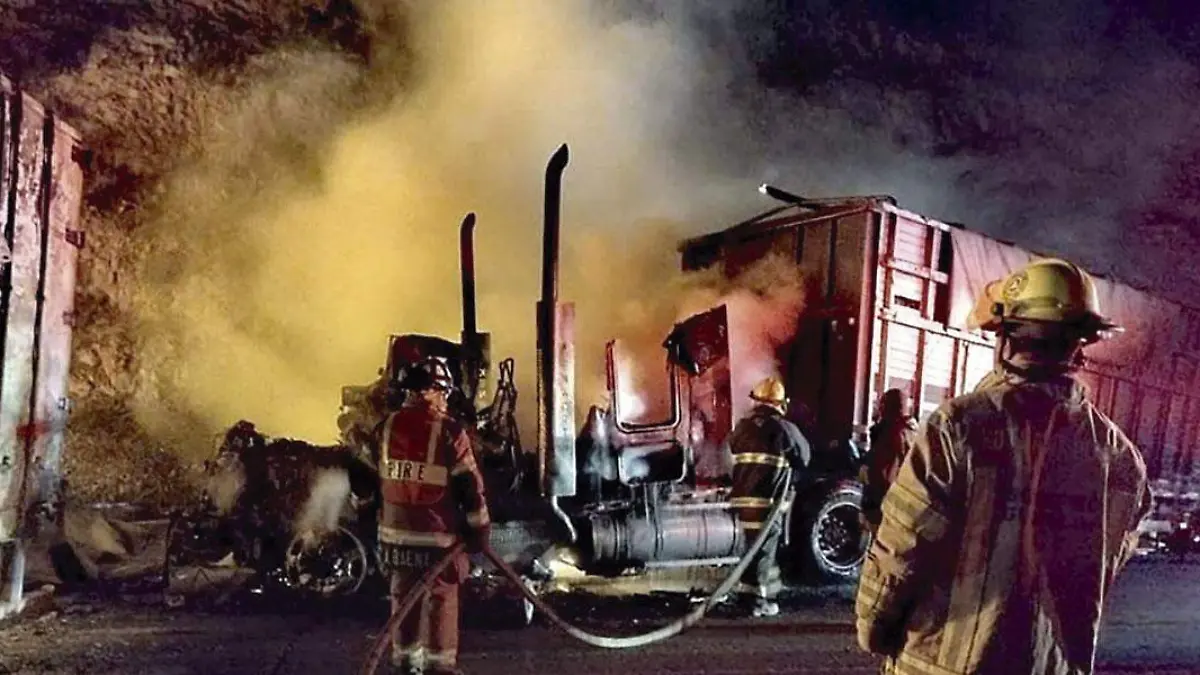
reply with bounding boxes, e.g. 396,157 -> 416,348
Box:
683,194 -> 1197,489
862,205 -> 997,446
679,204 -> 876,455
946,226 -> 1200,482
0,85 -> 48,541
30,120 -> 84,513
0,74 -> 84,543
786,210 -> 874,453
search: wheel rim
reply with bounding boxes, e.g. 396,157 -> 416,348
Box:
815,503 -> 867,571
283,527 -> 369,597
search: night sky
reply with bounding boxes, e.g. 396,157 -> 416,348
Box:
3,0 -> 1198,303
652,0 -> 1200,305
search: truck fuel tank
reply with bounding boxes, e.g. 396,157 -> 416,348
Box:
583,504 -> 742,568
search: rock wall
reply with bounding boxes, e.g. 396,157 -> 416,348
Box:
0,0 -> 373,507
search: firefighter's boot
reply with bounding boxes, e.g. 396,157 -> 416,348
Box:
389,662 -> 423,675
753,598 -> 780,618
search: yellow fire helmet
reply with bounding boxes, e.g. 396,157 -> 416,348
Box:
750,376 -> 788,406
966,257 -> 1122,341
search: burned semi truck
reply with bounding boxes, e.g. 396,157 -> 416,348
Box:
340,144 -> 1200,589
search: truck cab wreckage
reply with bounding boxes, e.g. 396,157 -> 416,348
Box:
332,144 -> 873,590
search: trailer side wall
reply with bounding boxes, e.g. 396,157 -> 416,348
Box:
0,74 -> 84,543
681,206 -> 874,456
947,228 -> 1200,489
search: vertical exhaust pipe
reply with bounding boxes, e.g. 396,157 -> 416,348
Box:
460,212 -> 478,338
537,144 -> 578,529
458,213 -> 489,406
541,147 -> 566,309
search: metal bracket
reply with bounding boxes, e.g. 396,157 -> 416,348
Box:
65,229 -> 85,249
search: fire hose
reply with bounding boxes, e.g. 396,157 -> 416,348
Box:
361,474 -> 796,675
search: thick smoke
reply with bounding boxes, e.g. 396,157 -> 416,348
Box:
744,0 -> 1200,297
612,253 -> 807,424
130,0 -> 1199,455
616,252 -> 809,424
937,0 -> 1200,293
131,1 -> 811,451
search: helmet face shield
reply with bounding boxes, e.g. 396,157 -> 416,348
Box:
966,280 -> 1005,332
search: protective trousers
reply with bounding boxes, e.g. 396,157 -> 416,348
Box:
738,521 -> 782,601
388,550 -> 467,671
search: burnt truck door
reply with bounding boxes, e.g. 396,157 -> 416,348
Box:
0,75 -> 86,620
681,200 -> 878,465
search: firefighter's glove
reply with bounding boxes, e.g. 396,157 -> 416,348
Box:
464,525 -> 491,554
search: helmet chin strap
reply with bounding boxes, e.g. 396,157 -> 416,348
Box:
994,322 -> 1085,381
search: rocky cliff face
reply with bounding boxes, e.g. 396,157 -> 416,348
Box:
1,0 -> 375,506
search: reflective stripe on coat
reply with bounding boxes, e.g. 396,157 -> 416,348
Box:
855,371 -> 1151,675
378,397 -> 491,549
729,405 -> 811,528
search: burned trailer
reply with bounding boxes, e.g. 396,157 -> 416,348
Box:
679,188 -> 1200,531
0,74 -> 87,619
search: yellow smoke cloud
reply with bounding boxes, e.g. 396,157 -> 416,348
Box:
131,1 -> 785,456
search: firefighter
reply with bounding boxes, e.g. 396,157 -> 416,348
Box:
728,376 -> 812,618
377,357 -> 490,675
855,258 -> 1153,675
858,389 -> 918,535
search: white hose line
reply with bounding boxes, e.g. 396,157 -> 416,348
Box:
362,474 -> 797,672
483,485 -> 796,649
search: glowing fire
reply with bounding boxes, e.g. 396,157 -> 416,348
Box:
610,253 -> 806,425
614,357 -> 652,421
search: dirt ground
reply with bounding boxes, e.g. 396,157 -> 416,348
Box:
3,558 -> 1200,675
0,576 -> 861,675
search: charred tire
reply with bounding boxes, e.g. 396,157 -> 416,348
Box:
282,526 -> 370,598
788,482 -> 869,584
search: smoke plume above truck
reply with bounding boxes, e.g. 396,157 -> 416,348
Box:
132,1 -> 821,451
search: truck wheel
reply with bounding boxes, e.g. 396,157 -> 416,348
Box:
791,482 -> 869,584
